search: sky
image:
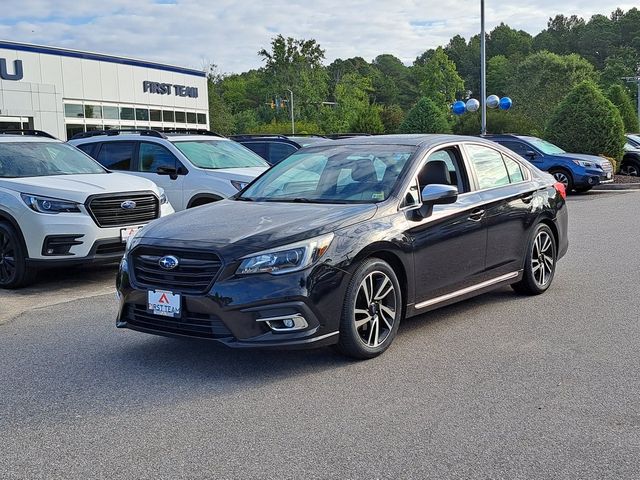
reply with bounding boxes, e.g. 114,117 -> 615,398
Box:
0,0 -> 636,74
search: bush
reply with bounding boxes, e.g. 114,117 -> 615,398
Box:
453,109 -> 538,136
399,97 -> 451,134
545,80 -> 625,160
607,84 -> 640,133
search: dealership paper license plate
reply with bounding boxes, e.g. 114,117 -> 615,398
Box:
148,290 -> 181,318
120,226 -> 142,243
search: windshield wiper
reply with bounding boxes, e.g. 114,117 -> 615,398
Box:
235,196 -> 254,202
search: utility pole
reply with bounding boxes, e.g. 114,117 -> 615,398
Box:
622,64 -> 640,129
286,89 -> 295,135
480,0 -> 487,135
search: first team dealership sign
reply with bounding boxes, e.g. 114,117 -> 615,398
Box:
143,80 -> 198,98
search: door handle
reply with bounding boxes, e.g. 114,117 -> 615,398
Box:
468,208 -> 485,221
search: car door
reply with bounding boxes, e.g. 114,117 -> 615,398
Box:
498,140 -> 544,168
135,141 -> 186,210
404,145 -> 488,305
464,143 -> 538,277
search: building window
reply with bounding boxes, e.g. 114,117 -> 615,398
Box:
64,104 -> 84,118
175,111 -> 186,123
65,124 -> 85,140
186,112 -> 197,124
150,110 -> 162,122
103,106 -> 119,120
197,113 -> 206,125
85,105 -> 102,119
120,107 -> 134,120
162,110 -> 174,122
135,108 -> 149,121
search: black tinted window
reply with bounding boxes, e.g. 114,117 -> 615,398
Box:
269,143 -> 297,164
76,143 -> 96,158
499,141 -> 530,157
138,142 -> 178,172
243,142 -> 268,159
96,142 -> 135,171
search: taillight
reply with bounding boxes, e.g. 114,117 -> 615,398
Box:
554,182 -> 567,200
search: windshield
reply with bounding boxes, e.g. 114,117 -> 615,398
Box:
239,145 -> 415,204
628,134 -> 640,147
526,137 -> 566,155
0,142 -> 106,178
173,140 -> 268,169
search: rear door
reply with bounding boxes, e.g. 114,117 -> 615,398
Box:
134,141 -> 186,210
463,143 -> 538,277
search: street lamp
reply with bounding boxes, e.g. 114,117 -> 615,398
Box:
480,0 -> 487,135
286,89 -> 295,135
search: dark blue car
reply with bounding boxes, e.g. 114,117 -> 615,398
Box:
485,134 -> 614,193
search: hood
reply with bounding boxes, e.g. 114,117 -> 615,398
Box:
0,172 -> 160,203
203,167 -> 268,182
557,153 -> 607,165
139,199 -> 377,258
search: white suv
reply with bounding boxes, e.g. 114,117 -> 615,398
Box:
0,130 -> 174,288
69,130 -> 269,211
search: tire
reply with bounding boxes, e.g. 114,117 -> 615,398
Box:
620,161 -> 640,177
188,197 -> 220,208
336,258 -> 403,359
511,223 -> 557,296
549,168 -> 574,192
574,186 -> 592,193
0,222 -> 36,289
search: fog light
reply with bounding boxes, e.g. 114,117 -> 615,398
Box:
283,318 -> 295,328
256,314 -> 309,332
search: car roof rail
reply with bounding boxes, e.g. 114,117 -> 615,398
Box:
323,133 -> 372,139
0,129 -> 57,139
229,134 -> 290,140
70,129 -> 167,140
289,133 -> 328,138
163,129 -> 225,138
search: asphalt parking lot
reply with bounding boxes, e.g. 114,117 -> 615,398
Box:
1,190 -> 639,479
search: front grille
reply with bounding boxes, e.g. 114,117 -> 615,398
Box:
131,246 -> 223,294
87,193 -> 159,228
601,160 -> 613,174
125,304 -> 233,339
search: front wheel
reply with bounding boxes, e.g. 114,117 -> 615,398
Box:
620,161 -> 640,177
549,169 -> 574,192
336,258 -> 403,359
0,222 -> 35,289
512,224 -> 557,295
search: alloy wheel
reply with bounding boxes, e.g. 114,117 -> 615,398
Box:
553,171 -> 570,187
0,230 -> 17,284
621,164 -> 639,177
531,230 -> 554,288
353,271 -> 397,348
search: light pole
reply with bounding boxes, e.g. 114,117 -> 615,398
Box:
480,0 -> 487,135
286,89 -> 295,135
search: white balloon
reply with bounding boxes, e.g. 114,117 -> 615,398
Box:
487,95 -> 500,109
466,98 -> 480,113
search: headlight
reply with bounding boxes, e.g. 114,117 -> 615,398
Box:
21,194 -> 81,214
571,160 -> 594,168
231,180 -> 249,191
236,233 -> 334,275
159,189 -> 169,205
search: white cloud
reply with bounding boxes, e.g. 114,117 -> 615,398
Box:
0,0 -> 636,73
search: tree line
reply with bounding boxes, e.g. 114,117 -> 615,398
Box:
208,8 -> 640,159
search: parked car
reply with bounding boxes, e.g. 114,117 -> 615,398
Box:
0,129 -> 174,289
620,134 -> 640,176
287,135 -> 331,147
229,134 -> 301,165
69,129 -> 268,211
116,134 -> 568,359
485,134 -> 614,192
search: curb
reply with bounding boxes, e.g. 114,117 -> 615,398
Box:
593,183 -> 640,190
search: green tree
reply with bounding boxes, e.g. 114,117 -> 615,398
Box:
486,55 -> 514,97
545,80 -> 625,160
507,51 -> 596,133
607,84 -> 640,132
414,47 -> 464,106
351,105 -> 385,134
380,105 -> 405,134
488,23 -> 532,58
399,97 -> 452,134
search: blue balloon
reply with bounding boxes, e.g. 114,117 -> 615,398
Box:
499,97 -> 513,111
452,101 -> 466,115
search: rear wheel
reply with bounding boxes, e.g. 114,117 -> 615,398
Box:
620,161 -> 640,177
336,258 -> 403,359
512,224 -> 557,296
549,169 -> 573,192
0,222 -> 35,289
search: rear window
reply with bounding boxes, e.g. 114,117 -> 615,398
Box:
96,142 -> 135,171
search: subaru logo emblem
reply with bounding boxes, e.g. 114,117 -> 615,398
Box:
121,200 -> 137,210
159,255 -> 179,270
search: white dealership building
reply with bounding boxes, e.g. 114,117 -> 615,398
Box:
0,41 -> 209,140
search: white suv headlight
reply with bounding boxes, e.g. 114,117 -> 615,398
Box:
236,233 -> 334,275
21,194 -> 81,214
159,188 -> 169,205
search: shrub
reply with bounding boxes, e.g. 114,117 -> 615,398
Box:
607,84 -> 640,133
399,97 -> 451,134
545,80 -> 625,160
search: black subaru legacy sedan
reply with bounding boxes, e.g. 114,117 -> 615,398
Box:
116,135 -> 568,359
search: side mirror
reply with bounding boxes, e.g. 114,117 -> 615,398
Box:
157,166 -> 178,180
525,150 -> 537,159
417,184 -> 458,218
